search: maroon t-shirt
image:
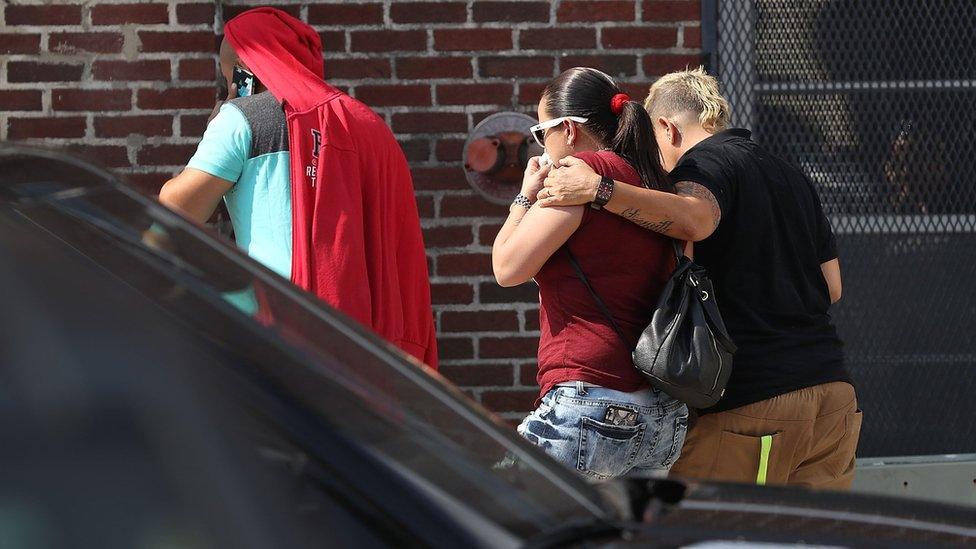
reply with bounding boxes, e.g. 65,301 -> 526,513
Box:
534,150 -> 673,400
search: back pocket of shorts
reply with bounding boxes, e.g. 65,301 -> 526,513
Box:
578,416 -> 645,479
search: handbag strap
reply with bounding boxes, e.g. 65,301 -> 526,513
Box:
564,248 -> 630,348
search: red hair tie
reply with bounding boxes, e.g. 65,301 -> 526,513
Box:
610,93 -> 630,115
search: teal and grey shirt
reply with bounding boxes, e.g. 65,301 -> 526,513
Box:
187,92 -> 293,278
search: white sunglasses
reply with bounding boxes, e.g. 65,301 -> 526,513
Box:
529,116 -> 588,148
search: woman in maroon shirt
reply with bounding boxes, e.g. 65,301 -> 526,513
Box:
493,68 -> 688,479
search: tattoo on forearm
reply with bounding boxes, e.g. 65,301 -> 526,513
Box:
620,208 -> 675,234
675,181 -> 722,229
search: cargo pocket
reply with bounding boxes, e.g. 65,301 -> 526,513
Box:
578,416 -> 646,479
708,431 -> 785,485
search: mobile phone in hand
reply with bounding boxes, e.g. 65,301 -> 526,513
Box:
232,66 -> 256,98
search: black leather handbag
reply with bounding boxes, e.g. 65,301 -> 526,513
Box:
566,243 -> 736,409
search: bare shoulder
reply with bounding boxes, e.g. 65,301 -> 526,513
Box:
675,181 -> 721,229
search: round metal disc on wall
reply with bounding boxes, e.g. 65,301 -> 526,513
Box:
462,112 -> 543,205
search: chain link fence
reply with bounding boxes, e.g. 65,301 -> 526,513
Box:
710,0 -> 976,457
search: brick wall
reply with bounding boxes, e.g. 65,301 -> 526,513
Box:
0,0 -> 702,420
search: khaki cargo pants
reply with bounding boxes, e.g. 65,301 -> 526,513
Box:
670,382 -> 862,490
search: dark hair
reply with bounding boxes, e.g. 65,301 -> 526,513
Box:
542,67 -> 670,191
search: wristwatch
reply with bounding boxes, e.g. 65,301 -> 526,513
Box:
591,176 -> 614,210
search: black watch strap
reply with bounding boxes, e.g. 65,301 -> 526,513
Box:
591,176 -> 614,210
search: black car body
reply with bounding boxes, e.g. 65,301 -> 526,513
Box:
1,145 -> 974,548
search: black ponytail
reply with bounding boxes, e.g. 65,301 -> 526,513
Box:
542,67 -> 670,191
611,99 -> 671,192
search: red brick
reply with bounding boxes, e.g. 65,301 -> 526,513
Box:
441,195 -> 509,217
326,58 -> 392,80
8,116 -> 86,139
399,139 -> 431,162
643,53 -> 702,75
441,363 -> 514,386
520,28 -> 596,50
435,29 -> 511,52
53,89 -> 131,111
139,31 -> 214,53
441,195 -> 508,218
479,337 -> 538,359
0,90 -> 43,111
178,58 -> 215,81
7,62 -> 83,83
92,3 -> 168,25
308,3 -> 383,25
557,1 -> 635,22
478,223 -> 504,245
481,389 -> 537,412
177,3 -> 215,25
392,112 -> 467,134
412,167 -> 469,191
68,145 -> 130,168
392,2 -> 467,23
222,3 -> 300,20
431,282 -> 474,304
350,30 -> 426,52
319,31 -> 346,53
602,26 -> 677,49
479,56 -> 553,78
138,144 -> 197,166
643,0 -> 700,22
93,60 -> 170,82
438,337 -> 475,360
0,33 -> 41,54
126,172 -> 171,195
422,225 -> 473,247
472,109 -> 523,126
473,1 -> 550,22
619,82 -> 652,101
561,54 -> 636,76
436,138 -> 465,161
180,114 -> 210,137
5,4 -> 81,25
519,362 -> 538,386
138,88 -> 214,110
438,253 -> 492,276
49,32 -> 123,54
397,57 -> 472,79
524,308 -> 541,331
518,82 -> 548,105
356,84 -> 430,107
479,281 -> 539,303
95,115 -> 173,138
438,83 -> 513,105
683,25 -> 701,48
442,311 -> 519,333
416,196 -> 435,218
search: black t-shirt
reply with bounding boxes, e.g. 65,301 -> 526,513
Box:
669,129 -> 850,413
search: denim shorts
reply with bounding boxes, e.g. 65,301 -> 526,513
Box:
517,383 -> 689,480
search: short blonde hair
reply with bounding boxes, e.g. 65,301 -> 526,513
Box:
644,66 -> 730,133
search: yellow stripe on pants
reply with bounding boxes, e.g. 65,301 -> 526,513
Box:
756,435 -> 773,485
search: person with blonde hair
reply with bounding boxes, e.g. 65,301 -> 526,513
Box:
537,67 -> 859,490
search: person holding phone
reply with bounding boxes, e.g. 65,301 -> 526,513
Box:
159,8 -> 437,368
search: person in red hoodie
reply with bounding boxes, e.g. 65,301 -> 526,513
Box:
159,8 -> 437,369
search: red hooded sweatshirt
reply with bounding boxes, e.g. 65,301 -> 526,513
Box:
224,8 -> 437,369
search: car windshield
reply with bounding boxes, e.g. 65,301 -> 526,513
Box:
0,147 -> 612,541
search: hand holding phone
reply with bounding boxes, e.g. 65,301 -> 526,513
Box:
232,66 -> 256,98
